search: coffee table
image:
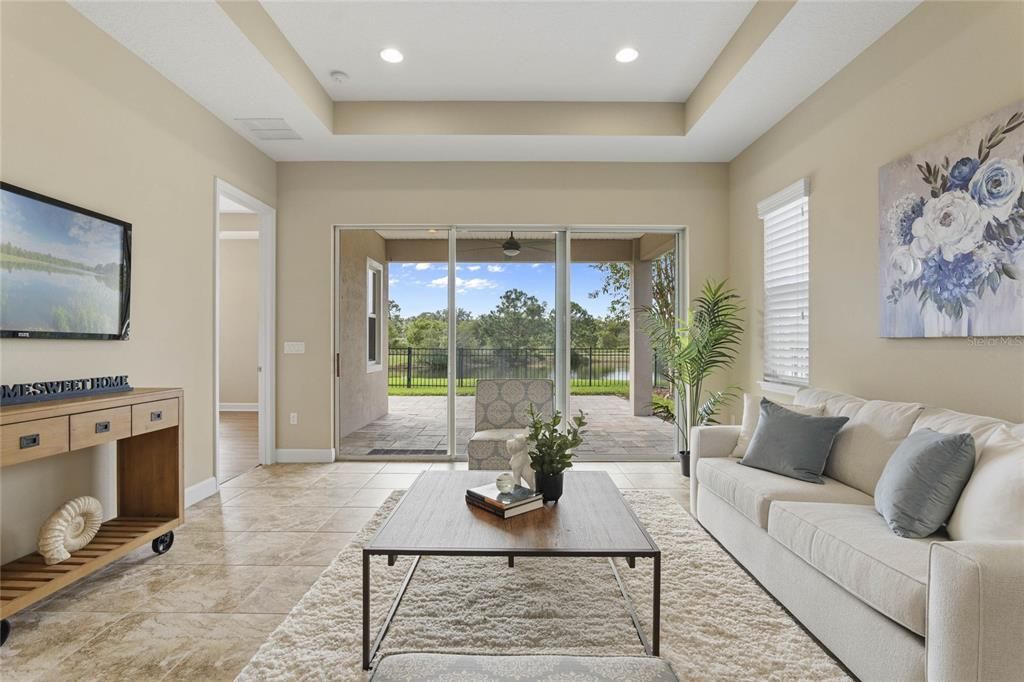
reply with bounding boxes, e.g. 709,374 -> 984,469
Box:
362,470 -> 661,670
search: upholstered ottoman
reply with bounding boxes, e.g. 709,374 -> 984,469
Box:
370,653 -> 679,681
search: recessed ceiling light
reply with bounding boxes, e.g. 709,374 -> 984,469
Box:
615,47 -> 639,63
380,48 -> 404,64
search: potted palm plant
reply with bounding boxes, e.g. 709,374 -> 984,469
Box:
526,406 -> 587,502
646,279 -> 744,477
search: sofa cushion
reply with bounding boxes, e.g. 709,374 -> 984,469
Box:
912,406 -> 1009,449
822,400 -> 926,496
768,501 -> 934,636
732,393 -> 824,457
947,425 -> 1024,541
696,457 -> 873,529
794,387 -> 866,419
371,653 -> 679,681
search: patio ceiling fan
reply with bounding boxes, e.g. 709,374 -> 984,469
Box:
459,231 -> 555,260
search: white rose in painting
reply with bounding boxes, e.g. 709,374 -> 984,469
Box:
888,246 -> 922,283
969,158 -> 1024,223
909,191 -> 985,261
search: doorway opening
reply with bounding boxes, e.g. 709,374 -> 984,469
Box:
215,180 -> 276,483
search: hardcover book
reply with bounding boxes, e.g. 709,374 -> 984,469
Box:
466,483 -> 541,509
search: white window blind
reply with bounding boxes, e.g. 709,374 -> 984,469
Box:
758,179 -> 810,387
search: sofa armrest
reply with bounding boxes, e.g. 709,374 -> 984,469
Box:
689,425 -> 741,519
927,541 -> 1024,682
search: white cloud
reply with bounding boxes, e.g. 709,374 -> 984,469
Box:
414,262 -> 431,270
400,263 -> 415,268
466,265 -> 481,271
427,276 -> 497,292
531,263 -> 542,268
389,278 -> 398,286
486,264 -> 505,273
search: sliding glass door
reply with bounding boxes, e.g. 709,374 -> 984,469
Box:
336,225 -> 683,462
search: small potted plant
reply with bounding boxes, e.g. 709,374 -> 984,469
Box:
526,406 -> 587,502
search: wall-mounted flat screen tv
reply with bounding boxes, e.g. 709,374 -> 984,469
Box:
1,182 -> 131,339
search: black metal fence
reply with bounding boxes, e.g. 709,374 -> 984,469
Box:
388,347 -> 666,388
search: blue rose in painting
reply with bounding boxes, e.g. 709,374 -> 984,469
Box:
919,252 -> 983,317
945,157 -> 979,191
887,194 -> 925,246
969,158 -> 1024,222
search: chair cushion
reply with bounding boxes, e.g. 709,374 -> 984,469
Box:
947,425 -> 1024,541
696,457 -> 873,529
768,501 -> 934,635
371,653 -> 679,681
474,379 -> 553,431
467,429 -> 527,470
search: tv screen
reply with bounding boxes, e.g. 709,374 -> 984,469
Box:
1,182 -> 131,339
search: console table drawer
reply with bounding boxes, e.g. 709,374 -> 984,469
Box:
71,407 -> 131,450
132,399 -> 179,436
0,416 -> 70,466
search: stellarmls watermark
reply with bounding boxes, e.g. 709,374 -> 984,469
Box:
967,336 -> 1024,346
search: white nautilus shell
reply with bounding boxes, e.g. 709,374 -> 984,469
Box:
37,496 -> 103,565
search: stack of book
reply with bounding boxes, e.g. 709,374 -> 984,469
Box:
466,482 -> 543,519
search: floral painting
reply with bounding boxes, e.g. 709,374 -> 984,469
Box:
880,101 -> 1024,337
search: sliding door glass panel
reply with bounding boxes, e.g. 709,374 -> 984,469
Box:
454,229 -> 557,457
568,230 -> 677,461
338,228 -> 449,458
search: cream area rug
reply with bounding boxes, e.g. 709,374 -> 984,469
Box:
238,491 -> 849,681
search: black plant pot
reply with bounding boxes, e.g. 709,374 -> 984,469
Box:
680,451 -> 691,478
534,472 -> 564,502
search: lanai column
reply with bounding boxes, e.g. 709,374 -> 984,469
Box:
629,240 -> 654,416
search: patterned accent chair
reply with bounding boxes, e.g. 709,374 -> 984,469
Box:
467,379 -> 554,471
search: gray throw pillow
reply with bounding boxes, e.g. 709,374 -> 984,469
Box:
740,398 -> 849,484
874,428 -> 975,538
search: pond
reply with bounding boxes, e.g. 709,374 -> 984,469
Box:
1,260 -> 121,335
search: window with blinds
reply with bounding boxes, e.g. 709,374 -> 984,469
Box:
758,179 -> 810,387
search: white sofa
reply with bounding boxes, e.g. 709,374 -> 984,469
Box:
690,388 -> 1024,682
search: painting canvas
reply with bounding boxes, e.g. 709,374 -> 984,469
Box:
879,101 -> 1024,337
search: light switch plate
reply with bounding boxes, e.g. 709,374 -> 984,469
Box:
284,341 -> 305,354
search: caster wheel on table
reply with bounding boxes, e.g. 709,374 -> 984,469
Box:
1,619 -> 10,647
152,531 -> 175,555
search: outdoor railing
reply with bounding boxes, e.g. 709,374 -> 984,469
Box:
388,347 -> 667,388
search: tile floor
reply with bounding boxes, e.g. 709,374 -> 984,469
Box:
1,461 -> 688,680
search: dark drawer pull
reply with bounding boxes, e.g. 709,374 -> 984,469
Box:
150,410 -> 163,422
95,421 -> 111,434
19,434 -> 40,449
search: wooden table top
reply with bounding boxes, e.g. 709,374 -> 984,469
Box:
366,470 -> 659,556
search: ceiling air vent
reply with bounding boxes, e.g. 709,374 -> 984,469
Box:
235,118 -> 302,141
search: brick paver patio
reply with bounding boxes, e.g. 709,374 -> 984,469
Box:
339,395 -> 676,461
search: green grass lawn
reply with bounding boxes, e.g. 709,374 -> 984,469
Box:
388,380 -> 628,397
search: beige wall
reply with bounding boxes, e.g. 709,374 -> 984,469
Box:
277,162 -> 730,448
728,1 -> 1024,422
0,2 -> 275,561
219,226 -> 260,406
338,231 -> 389,437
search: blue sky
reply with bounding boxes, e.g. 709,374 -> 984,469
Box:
1,189 -> 123,267
388,261 -> 616,317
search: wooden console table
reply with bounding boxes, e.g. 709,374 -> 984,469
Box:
0,388 -> 183,646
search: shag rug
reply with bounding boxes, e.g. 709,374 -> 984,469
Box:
238,491 -> 849,681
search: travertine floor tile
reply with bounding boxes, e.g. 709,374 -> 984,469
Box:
318,506 -> 379,532
0,611 -> 126,679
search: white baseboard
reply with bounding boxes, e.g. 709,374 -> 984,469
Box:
185,476 -> 219,507
219,402 -> 258,412
276,448 -> 336,463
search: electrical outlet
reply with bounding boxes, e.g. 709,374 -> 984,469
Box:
289,412 -> 298,425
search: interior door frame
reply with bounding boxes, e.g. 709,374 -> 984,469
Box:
332,223 -> 686,461
214,178 -> 277,476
